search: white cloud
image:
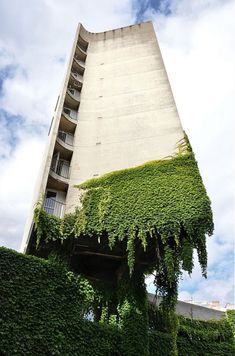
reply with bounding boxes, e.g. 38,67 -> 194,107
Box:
0,134 -> 45,250
179,269 -> 234,306
0,0 -> 134,124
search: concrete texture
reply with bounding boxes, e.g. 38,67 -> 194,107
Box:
22,22 -> 184,251
148,294 -> 225,321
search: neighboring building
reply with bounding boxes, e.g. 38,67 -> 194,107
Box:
21,21 -> 184,253
183,300 -> 235,312
225,303 -> 235,311
148,295 -> 226,320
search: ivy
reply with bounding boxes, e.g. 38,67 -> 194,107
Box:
227,310 -> 235,342
117,272 -> 149,355
0,247 -> 121,356
35,151 -> 213,278
0,248 -> 234,356
33,136 -> 214,355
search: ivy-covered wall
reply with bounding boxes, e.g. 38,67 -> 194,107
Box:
34,143 -> 214,355
35,147 -> 213,303
0,248 -> 234,356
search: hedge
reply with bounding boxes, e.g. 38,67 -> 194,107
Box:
0,247 -> 121,356
0,247 -> 234,355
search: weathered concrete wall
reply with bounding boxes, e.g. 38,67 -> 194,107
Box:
66,22 -> 184,212
22,22 -> 185,250
148,294 -> 225,321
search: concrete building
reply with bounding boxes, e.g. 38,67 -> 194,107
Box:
148,295 -> 226,321
21,21 -> 184,252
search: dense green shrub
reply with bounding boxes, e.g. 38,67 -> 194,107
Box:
0,248 -> 234,356
0,247 -> 121,356
149,331 -> 235,356
34,143 -> 214,355
178,316 -> 233,342
33,136 -> 214,355
227,310 -> 235,337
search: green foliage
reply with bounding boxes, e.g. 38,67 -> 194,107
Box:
177,336 -> 235,356
35,150 -> 213,293
34,201 -> 61,246
148,302 -> 179,356
178,316 -> 234,342
227,310 -> 235,328
118,272 -> 149,355
0,248 -> 234,356
149,331 -> 235,356
178,317 -> 235,356
227,310 -> 235,342
0,247 -> 120,356
148,304 -> 235,356
33,137 -> 214,355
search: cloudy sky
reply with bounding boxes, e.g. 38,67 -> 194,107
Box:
0,0 -> 234,305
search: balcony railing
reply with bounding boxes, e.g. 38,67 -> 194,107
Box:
74,57 -> 85,67
71,72 -> 83,83
43,198 -> 65,218
51,158 -> 70,179
63,108 -> 78,121
67,88 -> 80,101
58,130 -> 74,146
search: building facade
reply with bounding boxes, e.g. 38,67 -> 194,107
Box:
21,21 -> 184,252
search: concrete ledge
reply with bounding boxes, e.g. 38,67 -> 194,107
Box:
148,294 -> 225,321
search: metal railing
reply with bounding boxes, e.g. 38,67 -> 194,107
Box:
43,198 -> 65,218
71,72 -> 83,82
67,88 -> 80,101
63,108 -> 78,121
57,130 -> 74,146
51,157 -> 70,179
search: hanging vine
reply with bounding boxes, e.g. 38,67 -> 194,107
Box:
34,135 -> 213,355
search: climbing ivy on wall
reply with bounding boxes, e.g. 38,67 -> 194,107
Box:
35,143 -> 213,284
34,136 -> 214,355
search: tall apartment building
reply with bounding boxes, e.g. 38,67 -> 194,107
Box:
21,21 -> 184,253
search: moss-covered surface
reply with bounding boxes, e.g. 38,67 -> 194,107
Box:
0,248 -> 234,356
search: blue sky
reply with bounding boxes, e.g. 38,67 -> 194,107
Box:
0,0 -> 234,306
133,0 -> 172,20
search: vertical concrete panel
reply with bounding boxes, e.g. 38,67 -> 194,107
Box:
66,22 -> 184,212
22,22 -> 185,249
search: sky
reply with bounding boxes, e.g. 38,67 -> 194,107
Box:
0,0 -> 234,306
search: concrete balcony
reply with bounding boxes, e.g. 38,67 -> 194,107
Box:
71,72 -> 83,84
73,57 -> 85,75
56,130 -> 74,155
65,88 -> 80,110
61,108 -> 78,132
77,36 -> 88,52
57,130 -> 74,146
69,72 -> 83,90
75,44 -> 87,62
50,157 -> 70,185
